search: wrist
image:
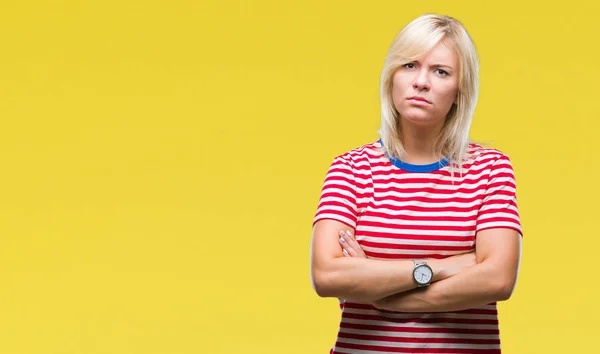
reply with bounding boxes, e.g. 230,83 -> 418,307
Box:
427,259 -> 449,282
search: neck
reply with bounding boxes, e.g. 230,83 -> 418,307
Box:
398,119 -> 445,164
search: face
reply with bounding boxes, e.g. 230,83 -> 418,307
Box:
391,40 -> 460,128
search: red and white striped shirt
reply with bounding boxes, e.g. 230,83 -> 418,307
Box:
313,139 -> 522,354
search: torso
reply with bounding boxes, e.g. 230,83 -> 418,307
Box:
314,140 -> 522,353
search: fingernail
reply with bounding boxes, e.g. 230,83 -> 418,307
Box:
339,231 -> 345,237
339,237 -> 345,243
343,249 -> 349,255
345,230 -> 353,237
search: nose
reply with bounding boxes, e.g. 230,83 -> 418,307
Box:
412,69 -> 430,91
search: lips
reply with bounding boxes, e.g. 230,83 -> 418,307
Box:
407,96 -> 431,104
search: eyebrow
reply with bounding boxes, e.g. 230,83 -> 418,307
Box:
409,60 -> 454,70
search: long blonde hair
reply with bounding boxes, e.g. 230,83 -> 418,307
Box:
379,14 -> 480,173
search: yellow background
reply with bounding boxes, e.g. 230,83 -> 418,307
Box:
0,1 -> 597,353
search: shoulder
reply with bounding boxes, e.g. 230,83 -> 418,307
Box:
467,143 -> 515,174
334,140 -> 383,166
468,143 -> 513,163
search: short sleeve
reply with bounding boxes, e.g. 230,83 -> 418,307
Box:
476,155 -> 523,236
313,156 -> 358,229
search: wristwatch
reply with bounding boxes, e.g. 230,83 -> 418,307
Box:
412,260 -> 433,287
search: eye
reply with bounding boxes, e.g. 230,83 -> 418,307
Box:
403,63 -> 416,69
436,69 -> 450,76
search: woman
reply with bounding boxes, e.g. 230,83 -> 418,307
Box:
310,14 -> 522,353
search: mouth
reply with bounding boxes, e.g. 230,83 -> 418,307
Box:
407,96 -> 431,104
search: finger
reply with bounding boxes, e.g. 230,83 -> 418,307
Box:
345,246 -> 358,257
338,235 -> 350,252
340,229 -> 355,238
339,232 -> 356,252
338,230 -> 353,251
338,236 -> 358,257
344,230 -> 355,240
342,248 -> 349,257
343,230 -> 362,254
345,231 -> 367,257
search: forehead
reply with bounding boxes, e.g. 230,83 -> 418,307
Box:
419,40 -> 458,66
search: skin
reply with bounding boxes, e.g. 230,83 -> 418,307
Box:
310,39 -> 522,312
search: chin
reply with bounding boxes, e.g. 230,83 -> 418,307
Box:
400,114 -> 438,127
399,107 -> 445,127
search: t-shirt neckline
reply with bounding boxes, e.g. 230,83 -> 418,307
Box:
379,138 -> 449,173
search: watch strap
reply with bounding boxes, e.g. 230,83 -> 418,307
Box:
413,260 -> 426,267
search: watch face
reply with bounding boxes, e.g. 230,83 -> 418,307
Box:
414,265 -> 433,284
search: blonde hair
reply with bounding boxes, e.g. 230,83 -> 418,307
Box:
379,14 -> 480,173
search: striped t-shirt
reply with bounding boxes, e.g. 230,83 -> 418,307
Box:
313,139 -> 522,354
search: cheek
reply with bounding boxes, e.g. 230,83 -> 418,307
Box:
391,76 -> 409,101
437,85 -> 459,105
392,85 -> 403,102
392,71 -> 411,90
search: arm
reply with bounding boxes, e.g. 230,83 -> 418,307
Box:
310,219 -> 475,302
373,227 -> 522,312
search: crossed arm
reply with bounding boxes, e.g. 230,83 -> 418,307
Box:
310,219 -> 522,312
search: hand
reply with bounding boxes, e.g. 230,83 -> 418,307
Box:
338,230 -> 367,258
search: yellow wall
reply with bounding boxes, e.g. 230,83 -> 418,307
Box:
0,1 -> 597,353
